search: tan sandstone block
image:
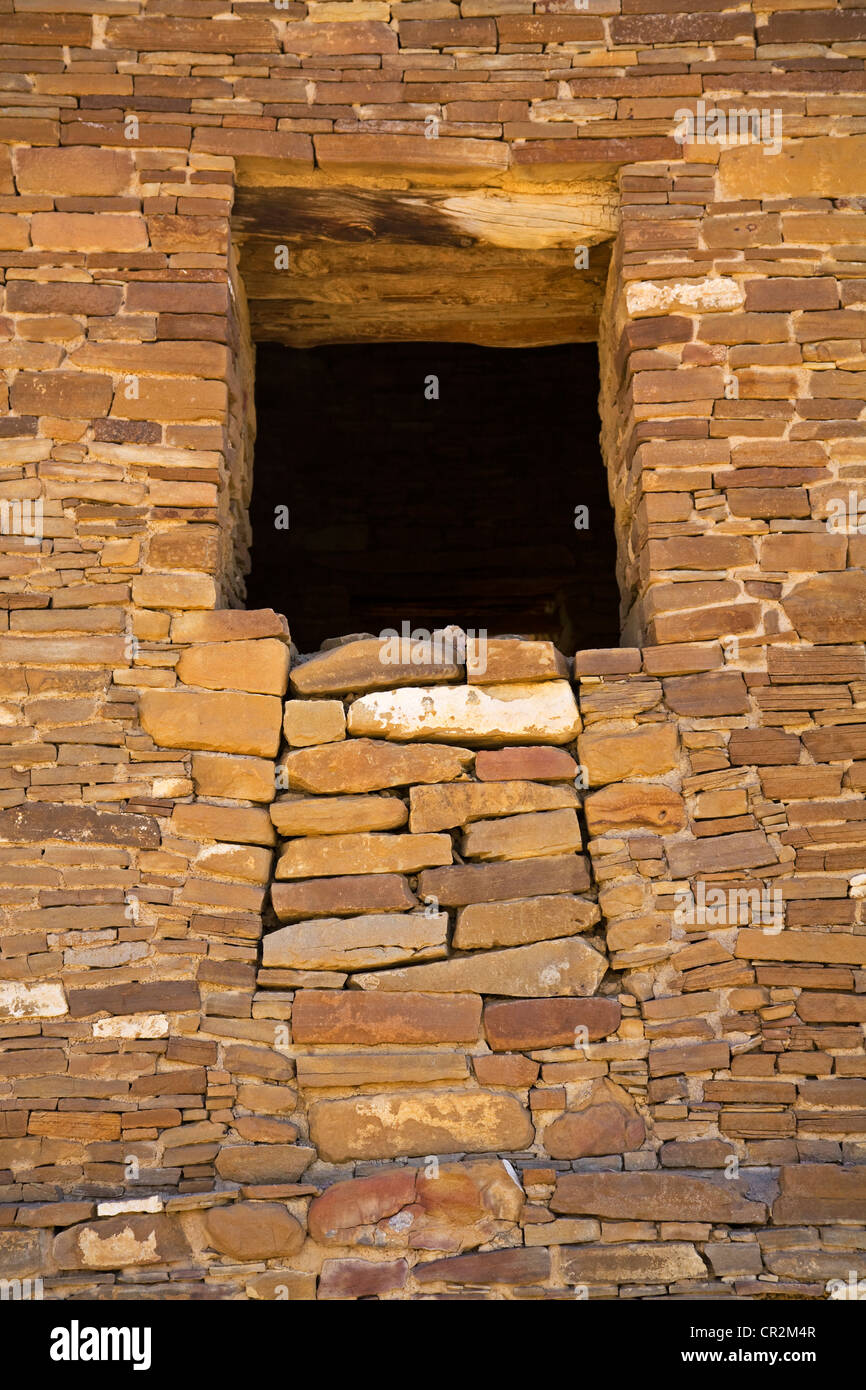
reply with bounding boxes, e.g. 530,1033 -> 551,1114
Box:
215,1146 -> 315,1184
409,779 -> 577,832
561,1242 -> 706,1284
132,573 -> 217,611
454,895 -> 599,949
204,1203 -> 304,1261
13,147 -> 134,195
275,831 -> 452,879
171,803 -> 276,847
626,276 -> 744,317
139,690 -> 283,757
291,637 -> 460,695
31,213 -> 148,252
584,784 -> 685,835
114,379 -> 227,423
577,723 -> 679,786
309,1090 -> 533,1162
10,371 -> 113,418
270,795 -> 407,837
462,808 -> 582,862
467,638 -> 569,684
192,753 -> 275,803
194,843 -> 272,883
353,936 -> 607,997
544,1077 -> 645,1160
283,699 -> 346,746
552,1171 -> 765,1223
296,1052 -> 469,1088
720,136 -> 866,200
734,929 -> 866,966
176,639 -> 290,696
347,680 -> 580,746
172,609 -> 289,643
53,1215 -> 190,1271
0,216 -> 30,251
280,738 -> 473,794
0,982 -> 67,1019
262,912 -> 448,971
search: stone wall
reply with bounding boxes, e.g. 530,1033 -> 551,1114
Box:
1,1 -> 866,1301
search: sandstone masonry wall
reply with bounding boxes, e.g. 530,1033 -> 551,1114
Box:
1,1 -> 866,1301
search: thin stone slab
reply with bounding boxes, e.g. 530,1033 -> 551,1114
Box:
462,808 -> 582,861
271,874 -> 418,922
275,831 -> 452,879
309,1089 -> 533,1162
453,895 -> 599,949
419,854 -> 591,906
262,912 -> 448,971
347,680 -> 581,746
279,738 -> 474,794
409,779 -> 577,832
291,637 -> 461,695
352,936 -> 607,997
270,795 -> 407,837
466,638 -> 568,684
296,1052 -> 469,1088
291,990 -> 482,1044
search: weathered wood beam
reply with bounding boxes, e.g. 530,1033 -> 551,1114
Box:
233,185 -> 616,250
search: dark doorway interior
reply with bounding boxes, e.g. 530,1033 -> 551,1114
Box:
247,342 -> 620,656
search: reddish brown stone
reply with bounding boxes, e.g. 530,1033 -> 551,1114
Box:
106,17 -> 279,51
474,747 -> 577,782
204,1202 -> 304,1260
67,981 -> 199,1019
0,803 -> 158,848
773,1165 -> 866,1223
309,1171 -> 417,1243
473,1054 -> 539,1087
484,998 -> 621,1051
319,1257 -> 408,1299
292,991 -> 482,1045
663,672 -> 749,716
729,729 -> 801,766
10,372 -> 113,418
544,1080 -> 646,1160
782,572 -> 866,644
419,855 -> 590,907
414,1247 -> 549,1285
552,1172 -> 765,1223
271,875 -> 418,922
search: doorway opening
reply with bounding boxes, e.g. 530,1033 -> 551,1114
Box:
245,339 -> 620,657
